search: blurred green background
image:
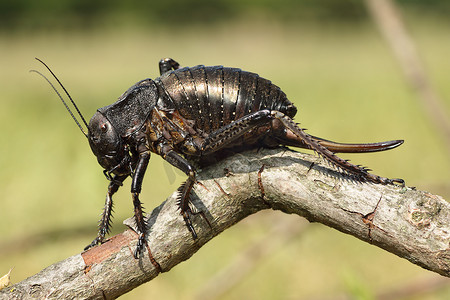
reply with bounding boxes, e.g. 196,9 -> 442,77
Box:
1,0 -> 449,299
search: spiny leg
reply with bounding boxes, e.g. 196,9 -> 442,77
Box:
132,192 -> 148,258
84,174 -> 128,251
163,149 -> 199,238
177,173 -> 198,238
201,109 -> 403,185
131,152 -> 151,258
162,109 -> 403,240
269,111 -> 404,185
159,58 -> 180,75
201,110 -> 271,155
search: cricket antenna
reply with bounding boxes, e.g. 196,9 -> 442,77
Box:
31,58 -> 89,138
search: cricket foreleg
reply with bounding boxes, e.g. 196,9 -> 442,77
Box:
130,152 -> 151,258
84,174 -> 127,251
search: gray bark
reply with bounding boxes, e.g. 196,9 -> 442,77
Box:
1,148 -> 449,299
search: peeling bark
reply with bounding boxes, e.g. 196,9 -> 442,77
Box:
2,148 -> 449,299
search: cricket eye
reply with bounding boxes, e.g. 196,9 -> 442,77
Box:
100,123 -> 108,133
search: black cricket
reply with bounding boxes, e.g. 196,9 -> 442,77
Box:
33,58 -> 404,258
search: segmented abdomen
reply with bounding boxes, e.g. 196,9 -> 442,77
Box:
155,65 -> 297,133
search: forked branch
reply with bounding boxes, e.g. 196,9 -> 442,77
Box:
2,148 -> 449,299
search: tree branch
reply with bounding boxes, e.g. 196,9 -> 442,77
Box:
2,148 -> 449,299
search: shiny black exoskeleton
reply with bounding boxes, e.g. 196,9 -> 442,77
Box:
35,58 -> 404,258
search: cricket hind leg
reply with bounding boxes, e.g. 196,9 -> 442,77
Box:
202,109 -> 403,185
173,109 -> 404,239
269,111 -> 404,185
